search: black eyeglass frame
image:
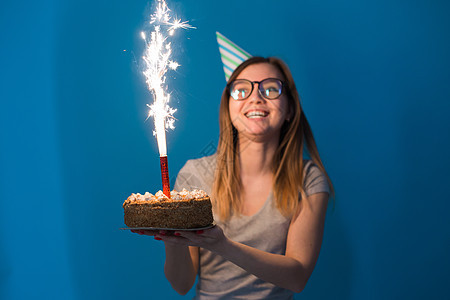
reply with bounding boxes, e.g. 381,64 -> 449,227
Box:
227,78 -> 285,101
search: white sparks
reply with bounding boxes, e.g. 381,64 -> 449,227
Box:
168,18 -> 196,31
142,0 -> 193,156
168,61 -> 180,70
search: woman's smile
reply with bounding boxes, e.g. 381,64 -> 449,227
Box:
245,109 -> 269,119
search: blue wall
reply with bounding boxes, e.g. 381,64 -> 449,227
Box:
1,0 -> 449,299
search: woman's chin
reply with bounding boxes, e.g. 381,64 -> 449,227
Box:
238,129 -> 280,144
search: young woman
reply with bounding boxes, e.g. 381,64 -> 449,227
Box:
133,57 -> 334,299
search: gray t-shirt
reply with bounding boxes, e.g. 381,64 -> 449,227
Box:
174,154 -> 330,300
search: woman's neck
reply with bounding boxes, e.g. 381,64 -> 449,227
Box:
238,134 -> 279,178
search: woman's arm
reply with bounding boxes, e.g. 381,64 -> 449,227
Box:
134,230 -> 199,295
156,192 -> 329,293
163,244 -> 199,295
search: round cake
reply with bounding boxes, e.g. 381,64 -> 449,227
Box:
123,189 -> 214,229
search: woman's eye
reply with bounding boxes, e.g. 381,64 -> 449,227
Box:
235,89 -> 248,97
264,87 -> 278,96
231,89 -> 248,99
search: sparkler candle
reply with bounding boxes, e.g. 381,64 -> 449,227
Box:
141,0 -> 194,198
160,155 -> 170,197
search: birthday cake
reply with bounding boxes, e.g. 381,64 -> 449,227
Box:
123,189 -> 214,229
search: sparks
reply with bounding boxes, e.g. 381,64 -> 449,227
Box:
168,61 -> 179,70
142,0 -> 193,157
168,18 -> 196,32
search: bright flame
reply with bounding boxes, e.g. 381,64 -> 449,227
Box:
142,0 -> 194,157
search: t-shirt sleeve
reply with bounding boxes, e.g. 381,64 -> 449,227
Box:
174,160 -> 194,191
303,161 -> 330,196
173,167 -> 191,191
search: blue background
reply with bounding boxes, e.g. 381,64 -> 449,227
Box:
1,0 -> 449,299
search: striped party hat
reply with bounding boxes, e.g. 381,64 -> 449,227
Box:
216,32 -> 252,82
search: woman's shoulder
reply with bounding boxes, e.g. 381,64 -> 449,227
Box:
181,153 -> 217,174
302,159 -> 330,196
302,159 -> 318,175
174,154 -> 217,193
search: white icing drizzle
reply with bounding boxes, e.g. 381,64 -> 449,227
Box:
126,189 -> 208,203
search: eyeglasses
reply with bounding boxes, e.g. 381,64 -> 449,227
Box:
228,78 -> 284,101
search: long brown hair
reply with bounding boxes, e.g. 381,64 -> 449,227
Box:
212,57 -> 334,221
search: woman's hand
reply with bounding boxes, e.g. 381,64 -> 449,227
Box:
131,225 -> 227,252
130,229 -> 159,236
160,225 -> 226,250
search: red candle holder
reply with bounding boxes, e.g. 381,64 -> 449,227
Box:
160,155 -> 171,198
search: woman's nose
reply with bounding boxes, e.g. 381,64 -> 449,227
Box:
248,83 -> 265,103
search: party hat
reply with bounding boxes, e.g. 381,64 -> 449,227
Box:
216,32 -> 252,81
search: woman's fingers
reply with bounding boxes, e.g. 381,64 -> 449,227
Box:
154,234 -> 196,246
130,229 -> 158,236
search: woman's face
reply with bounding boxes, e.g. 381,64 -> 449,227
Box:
228,63 -> 291,143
